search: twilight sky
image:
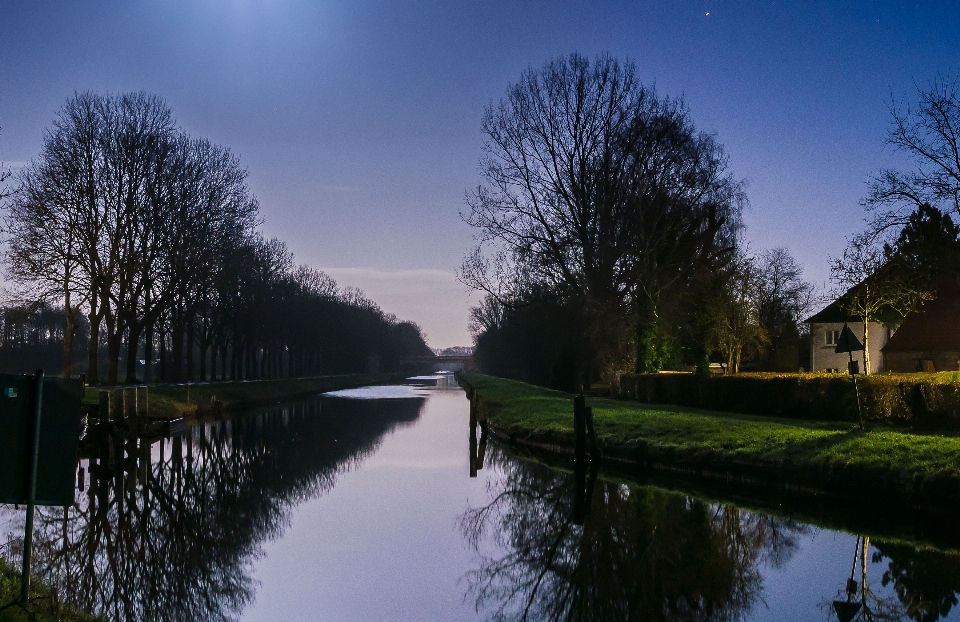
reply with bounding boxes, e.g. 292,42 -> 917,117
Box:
2,1 -> 960,348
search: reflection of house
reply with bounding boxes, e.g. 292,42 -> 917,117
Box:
881,279 -> 960,372
805,295 -> 903,374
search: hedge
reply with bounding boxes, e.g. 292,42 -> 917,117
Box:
615,371 -> 960,426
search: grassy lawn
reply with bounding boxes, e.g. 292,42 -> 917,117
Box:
461,373 -> 960,480
81,373 -> 404,419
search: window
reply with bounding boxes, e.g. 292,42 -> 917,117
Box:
825,330 -> 840,346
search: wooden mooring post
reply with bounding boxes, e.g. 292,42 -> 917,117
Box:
468,388 -> 488,478
95,387 -> 149,421
572,393 -> 601,525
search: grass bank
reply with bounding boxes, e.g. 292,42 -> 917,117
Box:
460,372 -> 960,509
0,558 -> 99,622
81,373 -> 405,419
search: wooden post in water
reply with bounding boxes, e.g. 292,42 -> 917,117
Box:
573,395 -> 586,462
572,394 -> 587,524
19,370 -> 44,606
585,406 -> 600,462
469,388 -> 478,478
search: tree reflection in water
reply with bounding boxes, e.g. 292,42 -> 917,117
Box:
460,447 -> 807,622
869,541 -> 960,622
1,396 -> 424,622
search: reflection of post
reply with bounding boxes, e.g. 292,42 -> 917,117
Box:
20,369 -> 44,605
833,536 -> 864,622
571,457 -> 587,525
862,537 -> 869,608
572,396 -> 601,525
469,421 -> 478,478
469,389 -> 489,477
572,394 -> 587,524
476,429 -> 487,471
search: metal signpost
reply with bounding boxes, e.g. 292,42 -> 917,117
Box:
0,370 -> 83,614
835,323 -> 866,429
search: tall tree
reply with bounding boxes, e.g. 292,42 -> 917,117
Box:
866,77 -> 960,233
711,252 -> 767,374
462,53 -> 744,378
884,203 -> 960,278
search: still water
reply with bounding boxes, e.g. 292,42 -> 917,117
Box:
2,375 -> 960,621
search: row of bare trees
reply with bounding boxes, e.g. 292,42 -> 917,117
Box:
2,92 -> 431,383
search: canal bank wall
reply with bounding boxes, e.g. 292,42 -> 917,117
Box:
459,372 -> 960,513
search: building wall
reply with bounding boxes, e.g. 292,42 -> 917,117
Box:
885,350 -> 960,373
809,321 -> 890,373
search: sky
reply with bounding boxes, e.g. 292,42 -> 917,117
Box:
2,1 -> 960,348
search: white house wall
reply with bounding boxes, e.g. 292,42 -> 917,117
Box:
809,321 -> 890,374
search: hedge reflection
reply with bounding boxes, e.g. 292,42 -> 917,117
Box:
460,448 -> 806,622
7,396 -> 423,622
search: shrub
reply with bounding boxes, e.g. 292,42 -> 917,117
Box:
615,372 -> 960,426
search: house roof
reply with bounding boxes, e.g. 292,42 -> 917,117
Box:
882,278 -> 960,353
805,287 -> 906,326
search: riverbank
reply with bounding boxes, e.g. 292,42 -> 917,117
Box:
81,373 -> 406,419
459,372 -> 960,511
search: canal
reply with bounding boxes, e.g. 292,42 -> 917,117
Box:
2,374 -> 960,621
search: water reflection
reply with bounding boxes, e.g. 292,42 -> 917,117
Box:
4,381 -> 960,622
847,539 -> 960,622
461,446 -> 809,622
461,444 -> 960,622
3,394 -> 425,622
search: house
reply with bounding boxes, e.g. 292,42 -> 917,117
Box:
805,293 -> 904,374
881,278 -> 960,372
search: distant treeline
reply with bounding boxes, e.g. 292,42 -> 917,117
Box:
2,92 -> 432,383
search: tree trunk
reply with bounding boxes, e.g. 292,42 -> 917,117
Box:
144,319 -> 154,384
230,340 -> 239,380
186,319 -> 195,382
171,312 -> 183,382
199,343 -> 207,382
209,343 -> 218,381
105,314 -> 121,385
87,310 -> 102,385
125,323 -> 142,384
159,323 -> 167,382
62,308 -> 77,378
221,342 -> 229,381
862,319 -> 871,375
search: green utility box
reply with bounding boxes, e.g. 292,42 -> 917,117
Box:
0,375 -> 84,506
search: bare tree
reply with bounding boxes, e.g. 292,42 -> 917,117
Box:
4,165 -> 91,377
462,53 -> 745,376
829,233 -> 933,374
711,251 -> 768,374
865,77 -> 960,234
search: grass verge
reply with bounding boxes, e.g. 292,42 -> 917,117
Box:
460,372 -> 960,507
81,373 -> 406,419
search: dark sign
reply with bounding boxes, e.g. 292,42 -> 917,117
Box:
0,375 -> 84,506
834,323 -> 865,354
